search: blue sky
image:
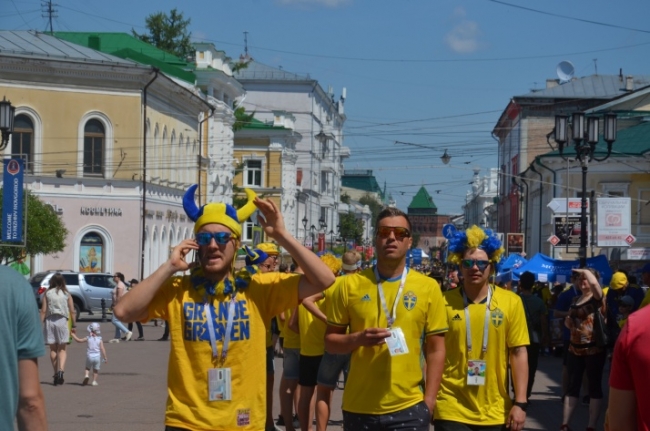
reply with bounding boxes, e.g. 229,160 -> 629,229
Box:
4,0 -> 650,214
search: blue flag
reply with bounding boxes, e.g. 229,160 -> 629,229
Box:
2,158 -> 24,243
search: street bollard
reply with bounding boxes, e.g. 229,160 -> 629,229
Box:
101,298 -> 107,322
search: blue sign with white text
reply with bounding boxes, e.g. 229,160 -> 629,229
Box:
2,158 -> 24,242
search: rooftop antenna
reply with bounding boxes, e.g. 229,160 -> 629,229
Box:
41,0 -> 58,33
243,31 -> 249,57
556,60 -> 575,83
593,58 -> 598,75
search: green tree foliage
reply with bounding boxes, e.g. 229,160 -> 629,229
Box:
133,8 -> 193,59
340,193 -> 351,204
339,213 -> 363,244
0,190 -> 68,265
410,232 -> 420,249
358,193 -> 384,231
233,106 -> 256,132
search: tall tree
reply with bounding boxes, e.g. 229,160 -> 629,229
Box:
133,8 -> 193,59
0,190 -> 68,265
339,212 -> 363,245
358,193 -> 384,231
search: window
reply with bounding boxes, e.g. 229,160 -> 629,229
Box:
79,232 -> 104,273
321,140 -> 329,158
12,115 -> 34,173
245,159 -> 262,187
83,120 -> 104,176
321,171 -> 329,194
243,221 -> 254,242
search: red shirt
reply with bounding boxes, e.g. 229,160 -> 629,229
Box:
609,305 -> 650,431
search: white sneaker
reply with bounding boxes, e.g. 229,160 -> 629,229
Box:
109,339 -> 120,343
92,381 -> 99,386
125,331 -> 133,341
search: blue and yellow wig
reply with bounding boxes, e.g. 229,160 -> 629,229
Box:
447,225 -> 504,266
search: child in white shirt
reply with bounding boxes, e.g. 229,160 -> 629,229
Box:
71,322 -> 108,386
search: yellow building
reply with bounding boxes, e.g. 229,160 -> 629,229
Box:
233,111 -> 301,245
0,31 -> 209,279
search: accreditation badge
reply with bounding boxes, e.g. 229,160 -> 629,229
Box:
208,368 -> 232,401
385,327 -> 409,356
466,360 -> 486,386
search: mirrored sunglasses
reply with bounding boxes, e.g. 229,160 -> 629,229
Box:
376,226 -> 411,239
195,232 -> 233,246
461,259 -> 490,271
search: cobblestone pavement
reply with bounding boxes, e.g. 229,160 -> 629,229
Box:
35,317 -> 605,431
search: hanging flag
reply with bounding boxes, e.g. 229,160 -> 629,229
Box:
2,158 -> 24,243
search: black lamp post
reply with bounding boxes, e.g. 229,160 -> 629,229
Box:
553,112 -> 617,268
329,229 -> 335,251
302,216 -> 308,246
0,97 -> 16,151
310,225 -> 316,251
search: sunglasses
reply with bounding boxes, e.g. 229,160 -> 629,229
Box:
195,232 -> 234,246
461,259 -> 490,271
376,226 -> 411,239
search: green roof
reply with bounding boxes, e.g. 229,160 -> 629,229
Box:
342,171 -> 383,197
54,32 -> 195,84
242,118 -> 287,130
540,120 -> 650,158
408,187 -> 437,210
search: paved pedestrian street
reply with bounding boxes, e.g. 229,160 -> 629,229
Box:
37,318 -> 604,431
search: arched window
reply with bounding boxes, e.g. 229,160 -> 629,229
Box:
80,232 -> 104,273
13,114 -> 34,173
84,119 -> 105,176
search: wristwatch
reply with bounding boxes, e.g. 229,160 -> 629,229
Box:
513,401 -> 528,412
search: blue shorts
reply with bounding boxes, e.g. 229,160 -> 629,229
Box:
343,401 -> 431,431
266,346 -> 275,375
282,348 -> 300,380
317,351 -> 349,388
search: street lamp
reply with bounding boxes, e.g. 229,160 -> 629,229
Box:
302,216 -> 308,246
553,112 -> 617,268
0,97 -> 16,151
329,229 -> 335,251
441,149 -> 451,165
310,225 -> 316,251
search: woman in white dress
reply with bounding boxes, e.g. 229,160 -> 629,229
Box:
40,273 -> 75,385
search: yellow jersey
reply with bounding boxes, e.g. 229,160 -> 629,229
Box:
282,307 -> 301,350
146,272 -> 300,431
435,286 -> 529,425
327,268 -> 448,414
298,295 -> 327,356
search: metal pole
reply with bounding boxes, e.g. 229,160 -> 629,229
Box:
579,161 -> 588,268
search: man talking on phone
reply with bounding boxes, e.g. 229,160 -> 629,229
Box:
115,185 -> 335,431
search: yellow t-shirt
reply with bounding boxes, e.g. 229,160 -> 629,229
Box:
282,307 -> 301,350
298,296 -> 327,356
435,286 -> 529,426
327,268 -> 448,415
146,272 -> 300,431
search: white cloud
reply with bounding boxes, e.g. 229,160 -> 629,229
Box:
445,9 -> 482,54
276,0 -> 350,7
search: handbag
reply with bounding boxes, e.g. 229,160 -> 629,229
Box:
592,308 -> 609,348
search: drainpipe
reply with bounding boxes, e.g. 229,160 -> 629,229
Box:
529,163 -> 543,254
536,157 -> 558,198
198,105 -> 216,205
140,68 -> 159,281
491,131 -> 501,232
513,167 -> 530,253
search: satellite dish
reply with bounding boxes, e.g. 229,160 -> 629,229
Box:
557,61 -> 575,83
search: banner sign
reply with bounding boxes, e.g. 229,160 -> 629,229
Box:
597,198 -> 632,247
2,158 -> 24,243
506,233 -> 525,254
553,215 -> 588,247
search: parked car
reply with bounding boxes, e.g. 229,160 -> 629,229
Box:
30,271 -> 116,320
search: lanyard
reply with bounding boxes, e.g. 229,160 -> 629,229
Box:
204,294 -> 237,363
462,287 -> 492,353
374,266 -> 408,328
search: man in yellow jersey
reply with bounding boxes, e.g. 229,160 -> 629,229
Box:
243,242 -> 282,431
435,225 -> 529,431
294,253 -> 340,431
316,251 -> 359,431
114,185 -> 336,431
325,207 -> 448,430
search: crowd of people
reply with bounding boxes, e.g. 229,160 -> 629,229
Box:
3,184 -> 650,431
